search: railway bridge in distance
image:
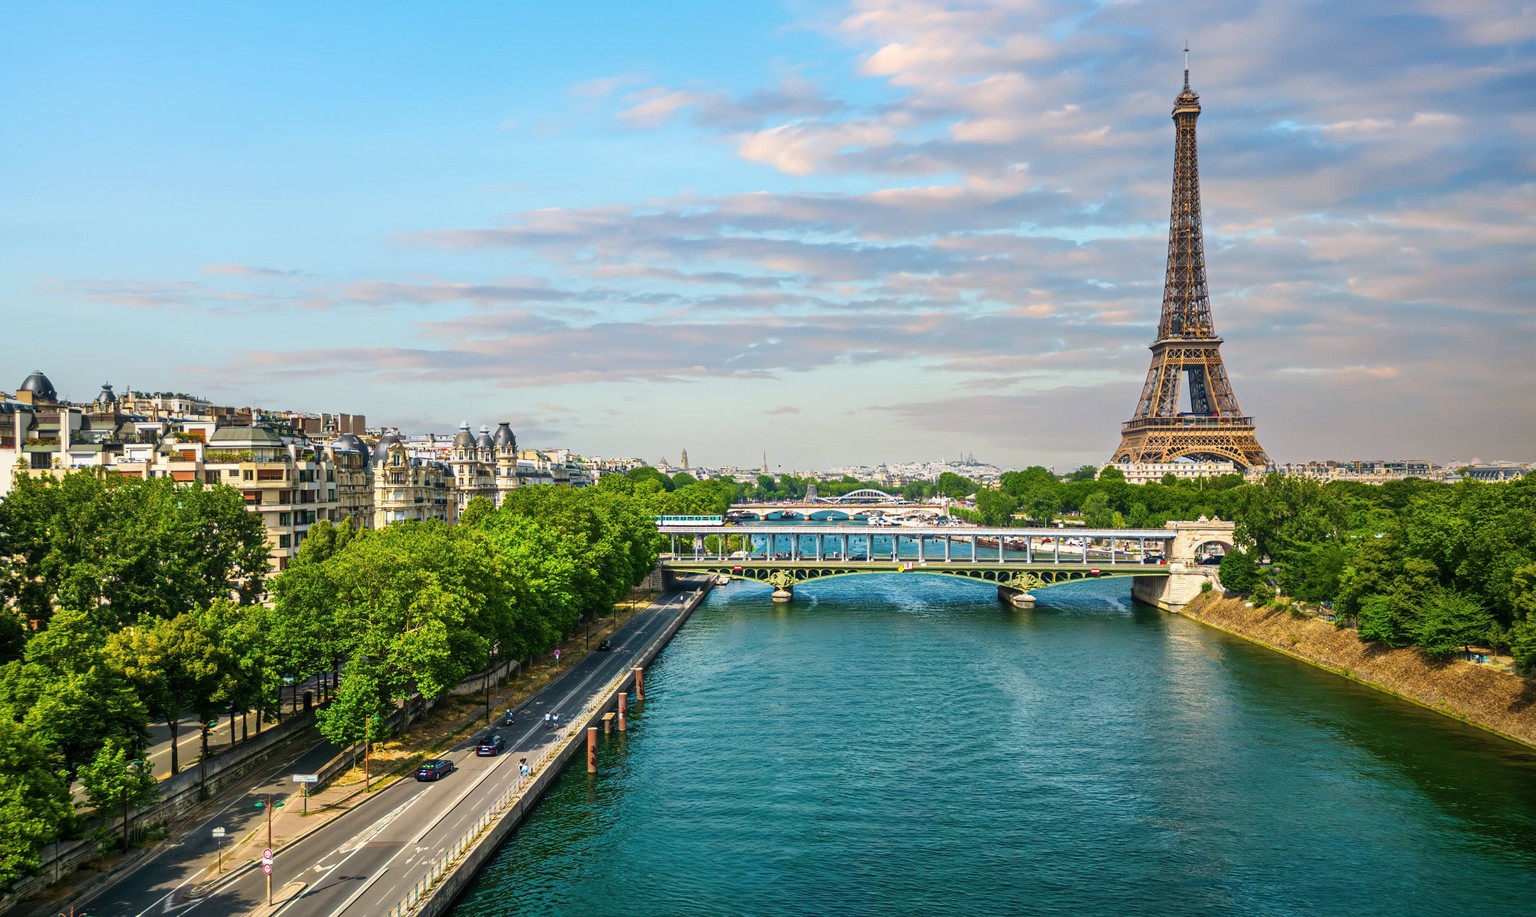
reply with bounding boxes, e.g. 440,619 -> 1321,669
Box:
657,517 -> 1235,610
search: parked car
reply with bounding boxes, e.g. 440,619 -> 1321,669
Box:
416,759 -> 456,781
475,733 -> 505,757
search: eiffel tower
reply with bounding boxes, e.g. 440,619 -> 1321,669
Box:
1112,53 -> 1269,470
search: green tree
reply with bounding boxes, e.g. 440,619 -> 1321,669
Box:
974,488 -> 1020,527
105,612 -> 234,775
1080,492 -> 1116,529
1218,549 -> 1262,594
934,472 -> 976,499
1413,589 -> 1494,660
625,466 -> 675,492
1509,618 -> 1536,672
458,495 -> 497,527
1275,542 -> 1349,604
1066,465 -> 1099,483
0,472 -> 268,629
0,715 -> 72,886
77,738 -> 158,851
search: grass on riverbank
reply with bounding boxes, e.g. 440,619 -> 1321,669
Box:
1183,593 -> 1536,748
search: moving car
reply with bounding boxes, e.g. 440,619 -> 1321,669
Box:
597,639 -> 612,651
475,733 -> 505,756
416,759 -> 456,781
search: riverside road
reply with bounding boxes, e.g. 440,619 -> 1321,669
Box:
78,580 -> 703,917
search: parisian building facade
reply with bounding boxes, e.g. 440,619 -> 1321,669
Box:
0,370 -> 596,571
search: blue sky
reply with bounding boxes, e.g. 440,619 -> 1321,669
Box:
3,0 -> 1533,471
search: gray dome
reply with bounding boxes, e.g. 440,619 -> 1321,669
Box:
331,433 -> 367,453
19,370 -> 58,402
493,422 -> 517,451
452,421 -> 475,449
474,425 -> 494,450
372,432 -> 405,463
209,425 -> 283,447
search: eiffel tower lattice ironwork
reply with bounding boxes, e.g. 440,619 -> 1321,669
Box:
1112,56 -> 1269,470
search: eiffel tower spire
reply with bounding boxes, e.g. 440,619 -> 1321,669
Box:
1111,55 -> 1269,469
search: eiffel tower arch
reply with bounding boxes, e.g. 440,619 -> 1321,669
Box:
1112,56 -> 1270,470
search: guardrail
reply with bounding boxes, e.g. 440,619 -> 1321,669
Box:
385,584 -> 710,917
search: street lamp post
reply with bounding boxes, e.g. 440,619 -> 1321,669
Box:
253,795 -> 284,850
484,642 -> 499,724
253,795 -> 284,907
364,714 -> 381,791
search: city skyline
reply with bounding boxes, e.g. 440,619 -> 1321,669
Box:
4,1 -> 1533,470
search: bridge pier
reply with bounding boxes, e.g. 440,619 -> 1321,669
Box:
1132,569 -> 1212,610
997,586 -> 1036,609
771,586 -> 794,603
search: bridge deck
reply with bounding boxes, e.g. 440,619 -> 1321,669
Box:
665,523 -> 1175,539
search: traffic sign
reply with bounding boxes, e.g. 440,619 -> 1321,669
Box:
262,848 -> 273,863
263,863 -> 272,875
292,774 -> 319,784
211,827 -> 225,838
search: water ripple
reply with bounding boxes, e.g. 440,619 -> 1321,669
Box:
454,577 -> 1536,917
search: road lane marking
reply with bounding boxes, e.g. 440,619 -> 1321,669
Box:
130,866 -> 205,917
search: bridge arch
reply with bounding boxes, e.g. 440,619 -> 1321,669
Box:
698,565 -> 1154,593
807,509 -> 852,521
835,488 -> 900,504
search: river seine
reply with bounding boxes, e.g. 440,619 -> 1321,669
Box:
452,576 -> 1536,916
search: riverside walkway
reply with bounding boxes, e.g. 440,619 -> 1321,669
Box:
66,579 -> 710,917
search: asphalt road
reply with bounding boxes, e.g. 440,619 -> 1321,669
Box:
86,582 -> 701,917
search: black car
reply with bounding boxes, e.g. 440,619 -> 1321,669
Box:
475,733 -> 505,756
416,758 -> 456,781
597,639 -> 612,651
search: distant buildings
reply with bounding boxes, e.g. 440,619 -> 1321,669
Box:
1105,460 -> 1240,485
0,370 -> 605,571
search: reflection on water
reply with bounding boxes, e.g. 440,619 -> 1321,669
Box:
453,576 -> 1536,917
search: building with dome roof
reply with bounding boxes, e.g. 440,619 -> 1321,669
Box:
326,433 -> 373,529
373,431 -> 454,527
446,420 -> 531,515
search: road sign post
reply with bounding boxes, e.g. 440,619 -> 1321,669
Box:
292,774 -> 318,814
262,848 -> 274,905
211,826 -> 225,873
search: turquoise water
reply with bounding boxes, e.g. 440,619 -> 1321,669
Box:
452,576 -> 1536,916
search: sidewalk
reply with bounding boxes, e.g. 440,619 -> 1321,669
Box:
185,599 -> 658,898
20,594 -> 658,917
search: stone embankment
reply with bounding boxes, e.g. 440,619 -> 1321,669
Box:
1179,593 -> 1536,749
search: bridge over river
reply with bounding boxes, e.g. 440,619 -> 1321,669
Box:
658,518 -> 1235,609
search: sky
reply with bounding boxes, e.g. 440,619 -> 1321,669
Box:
3,0 -> 1533,472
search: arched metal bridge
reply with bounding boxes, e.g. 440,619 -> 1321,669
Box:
658,522 -> 1192,598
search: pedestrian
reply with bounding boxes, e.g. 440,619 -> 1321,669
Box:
519,758 -> 530,779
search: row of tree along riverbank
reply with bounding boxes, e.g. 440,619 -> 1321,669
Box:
1179,593 -> 1536,749
0,470 -> 707,893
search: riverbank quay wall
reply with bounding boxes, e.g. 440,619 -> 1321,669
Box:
406,582 -> 713,917
1178,594 -> 1536,750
